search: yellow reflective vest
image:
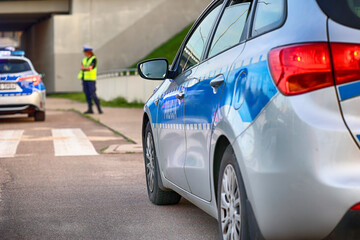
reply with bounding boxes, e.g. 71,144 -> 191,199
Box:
78,56 -> 97,81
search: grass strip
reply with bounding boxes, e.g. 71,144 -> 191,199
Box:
130,23 -> 193,68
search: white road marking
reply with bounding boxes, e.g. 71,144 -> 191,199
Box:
0,130 -> 24,158
52,128 -> 98,156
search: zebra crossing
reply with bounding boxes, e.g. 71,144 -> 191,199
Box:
0,130 -> 24,158
0,128 -> 99,158
52,128 -> 98,157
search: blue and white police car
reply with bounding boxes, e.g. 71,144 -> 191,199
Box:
0,49 -> 46,121
138,0 -> 360,239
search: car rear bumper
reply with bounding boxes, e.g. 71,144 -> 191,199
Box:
231,88 -> 360,239
0,90 -> 45,115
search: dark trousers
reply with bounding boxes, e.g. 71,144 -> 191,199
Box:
82,80 -> 100,108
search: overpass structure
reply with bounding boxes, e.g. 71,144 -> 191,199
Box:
0,0 -> 70,31
0,0 -> 209,93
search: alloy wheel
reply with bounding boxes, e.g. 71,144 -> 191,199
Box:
145,132 -> 155,193
220,164 -> 241,240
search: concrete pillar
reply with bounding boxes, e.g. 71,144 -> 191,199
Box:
21,17 -> 56,92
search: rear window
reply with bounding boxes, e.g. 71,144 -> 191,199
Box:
0,59 -> 31,74
252,0 -> 285,37
317,0 -> 360,29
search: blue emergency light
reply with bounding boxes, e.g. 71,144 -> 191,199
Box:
11,50 -> 25,56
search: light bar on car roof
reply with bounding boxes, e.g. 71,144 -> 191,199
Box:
0,51 -> 11,57
11,51 -> 25,57
0,50 -> 25,57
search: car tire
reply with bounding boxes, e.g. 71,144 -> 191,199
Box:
217,145 -> 249,240
143,122 -> 181,205
34,111 -> 45,122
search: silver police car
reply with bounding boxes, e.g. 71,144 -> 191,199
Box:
138,0 -> 360,239
0,50 -> 46,121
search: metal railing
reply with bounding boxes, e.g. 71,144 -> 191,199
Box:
98,68 -> 138,78
96,67 -> 159,103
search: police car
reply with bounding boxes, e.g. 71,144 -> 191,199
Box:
0,49 -> 46,121
138,0 -> 360,239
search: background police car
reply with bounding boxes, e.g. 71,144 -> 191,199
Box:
0,49 -> 46,121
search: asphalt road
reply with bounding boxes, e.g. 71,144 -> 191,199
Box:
0,110 -> 218,240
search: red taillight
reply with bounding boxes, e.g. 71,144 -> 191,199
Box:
331,43 -> 360,85
351,203 -> 360,210
17,75 -> 41,86
269,43 -> 333,96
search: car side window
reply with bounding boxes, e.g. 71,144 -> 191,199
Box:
252,0 -> 285,37
178,2 -> 223,73
208,0 -> 252,58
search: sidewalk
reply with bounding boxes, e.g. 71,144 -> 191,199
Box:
46,97 -> 144,146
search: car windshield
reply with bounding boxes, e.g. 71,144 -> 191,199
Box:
0,59 -> 31,74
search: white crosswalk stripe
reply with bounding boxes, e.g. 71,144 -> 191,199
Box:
52,128 -> 98,157
0,128 -> 99,158
0,130 -> 24,158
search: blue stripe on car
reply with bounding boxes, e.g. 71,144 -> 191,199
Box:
155,57 -> 278,129
1,75 -> 20,81
235,59 -> 278,123
338,80 -> 360,101
0,74 -> 34,96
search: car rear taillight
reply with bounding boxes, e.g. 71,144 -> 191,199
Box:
331,43 -> 360,85
351,203 -> 360,210
269,43 -> 333,96
17,75 -> 41,86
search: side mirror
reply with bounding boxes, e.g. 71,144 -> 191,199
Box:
39,73 -> 45,79
137,59 -> 169,80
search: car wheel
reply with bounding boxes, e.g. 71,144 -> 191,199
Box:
34,111 -> 45,122
143,122 -> 181,205
218,145 -> 248,240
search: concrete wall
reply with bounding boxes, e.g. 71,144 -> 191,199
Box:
97,75 -> 161,103
52,0 -> 210,92
21,17 -> 55,92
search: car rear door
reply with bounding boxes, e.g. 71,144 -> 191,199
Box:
317,0 -> 360,148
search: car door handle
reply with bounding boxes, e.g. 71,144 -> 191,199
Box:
210,74 -> 225,94
176,90 -> 185,100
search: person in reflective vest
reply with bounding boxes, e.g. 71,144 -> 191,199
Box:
78,45 -> 103,114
